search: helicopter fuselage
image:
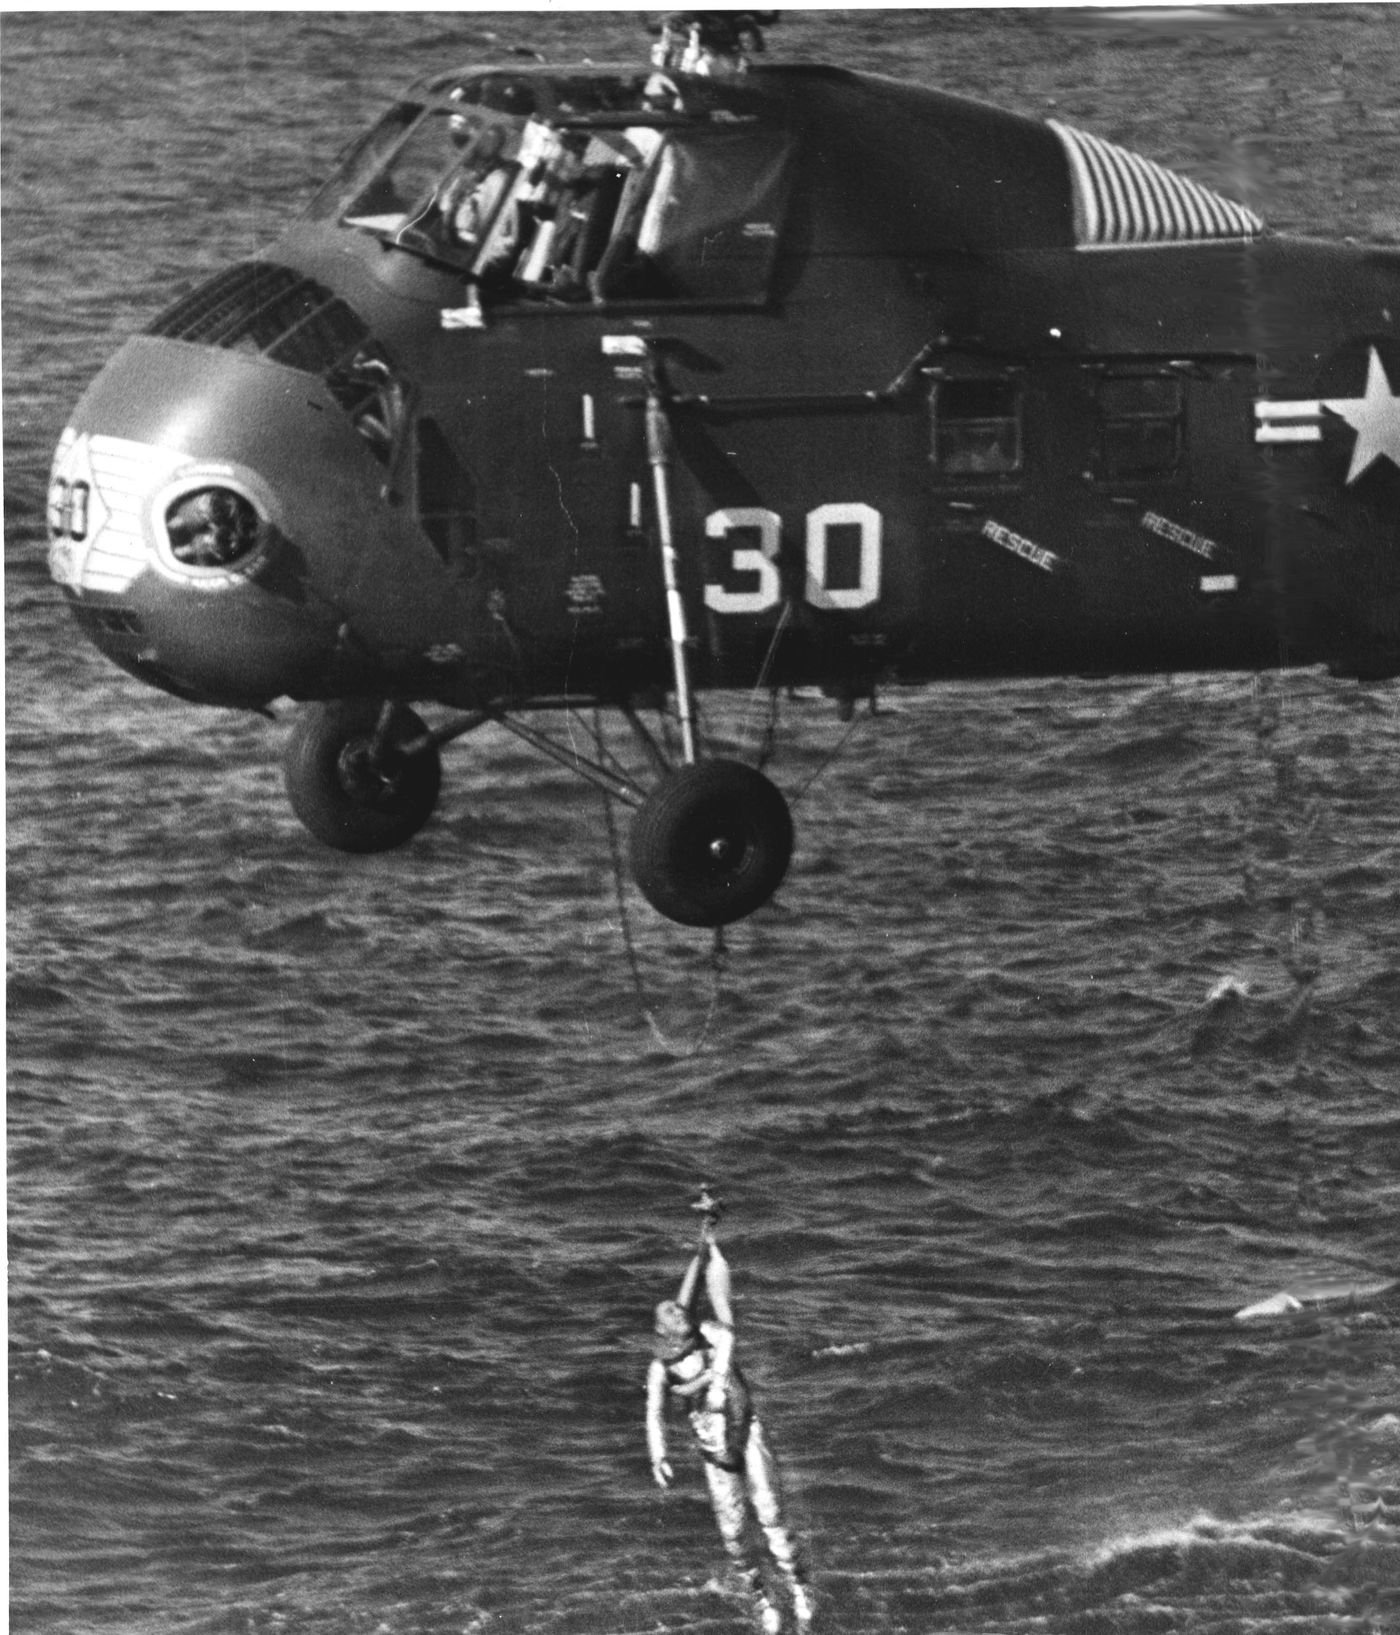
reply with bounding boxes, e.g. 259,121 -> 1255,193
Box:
45,58 -> 1400,921
50,61 -> 1400,711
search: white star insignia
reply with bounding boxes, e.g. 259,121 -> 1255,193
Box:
1322,346 -> 1400,485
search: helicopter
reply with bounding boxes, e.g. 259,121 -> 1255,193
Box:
47,12 -> 1400,927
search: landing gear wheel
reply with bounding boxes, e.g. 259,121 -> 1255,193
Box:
629,758 -> 794,927
283,699 -> 441,854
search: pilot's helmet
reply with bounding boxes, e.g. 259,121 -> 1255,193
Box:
448,88 -> 475,148
653,1299 -> 697,1361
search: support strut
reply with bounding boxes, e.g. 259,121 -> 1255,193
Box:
397,708 -> 490,760
398,702 -> 673,810
491,712 -> 645,807
646,371 -> 699,766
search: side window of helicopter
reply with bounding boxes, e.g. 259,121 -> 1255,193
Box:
325,111 -> 792,305
929,377 -> 1024,478
341,107 -> 477,233
592,125 -> 795,304
324,102 -> 519,254
1093,375 -> 1184,480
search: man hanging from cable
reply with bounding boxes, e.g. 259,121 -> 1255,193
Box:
646,1189 -> 814,1632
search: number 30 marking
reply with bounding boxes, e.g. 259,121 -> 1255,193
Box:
703,504 -> 882,615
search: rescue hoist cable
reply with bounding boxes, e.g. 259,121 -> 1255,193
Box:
789,711 -> 866,807
1248,669 -> 1323,1028
595,707 -> 727,1056
645,364 -> 699,765
742,599 -> 793,768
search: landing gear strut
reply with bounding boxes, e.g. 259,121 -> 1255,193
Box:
278,364 -> 800,919
622,355 -> 794,924
282,696 -> 795,922
488,707 -> 794,926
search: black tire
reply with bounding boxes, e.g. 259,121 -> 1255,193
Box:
629,758 -> 794,927
283,700 -> 441,854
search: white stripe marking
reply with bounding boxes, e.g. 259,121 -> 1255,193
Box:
1256,400 -> 1321,420
1255,426 -> 1322,444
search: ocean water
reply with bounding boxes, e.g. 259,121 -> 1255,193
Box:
6,11 -> 1400,1634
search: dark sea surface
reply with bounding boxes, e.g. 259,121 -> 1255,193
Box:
6,9 -> 1400,1633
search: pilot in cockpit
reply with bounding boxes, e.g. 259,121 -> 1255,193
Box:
524,127 -> 663,298
436,117 -> 667,301
434,122 -> 511,255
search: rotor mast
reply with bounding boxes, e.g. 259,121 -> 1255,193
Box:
649,11 -> 778,78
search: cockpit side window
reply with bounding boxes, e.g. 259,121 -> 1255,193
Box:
594,125 -> 792,303
316,90 -> 794,308
465,121 -> 794,305
324,107 -> 510,241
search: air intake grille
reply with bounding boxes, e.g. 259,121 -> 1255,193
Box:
1049,122 -> 1264,248
145,262 -> 371,375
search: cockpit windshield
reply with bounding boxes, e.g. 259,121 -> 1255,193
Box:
305,78 -> 795,307
304,100 -> 425,228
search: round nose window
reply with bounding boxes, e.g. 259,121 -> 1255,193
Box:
165,486 -> 262,568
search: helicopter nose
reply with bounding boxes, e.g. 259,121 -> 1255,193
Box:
47,336 -> 381,707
